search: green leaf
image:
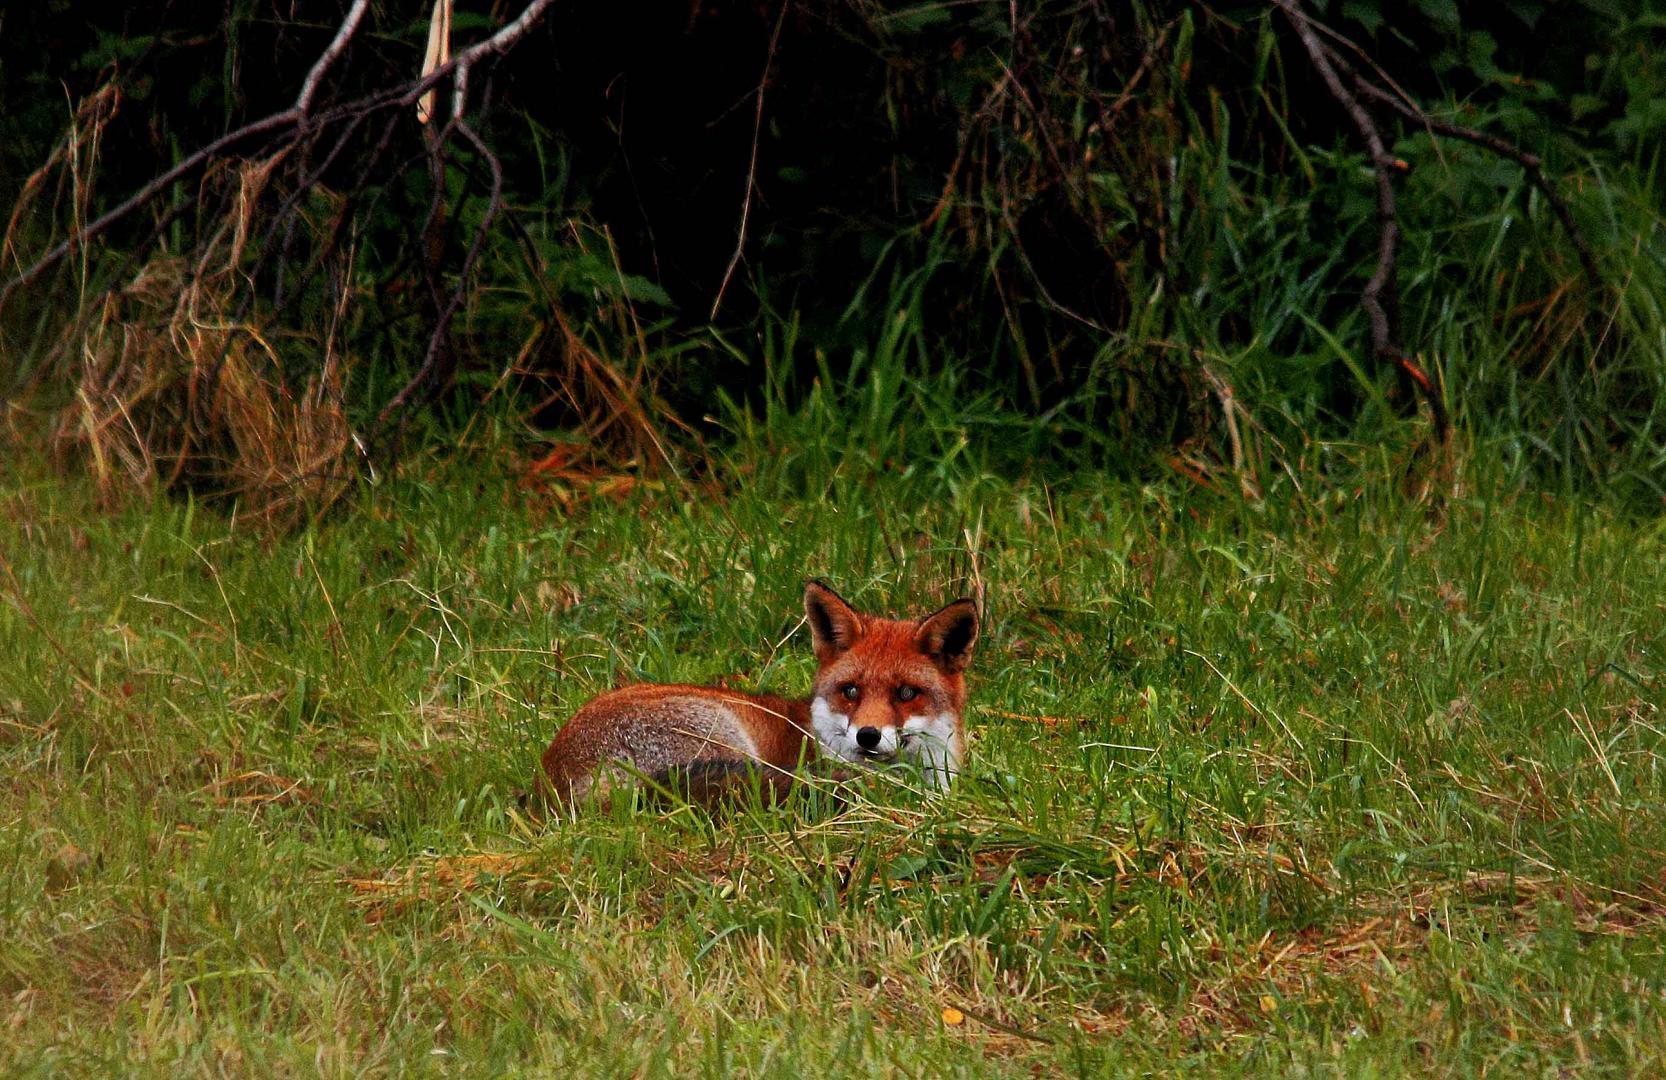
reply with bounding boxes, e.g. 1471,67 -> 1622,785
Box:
1503,0 -> 1546,27
1570,93 -> 1605,120
1414,0 -> 1461,30
1341,1 -> 1385,34
1465,31 -> 1499,80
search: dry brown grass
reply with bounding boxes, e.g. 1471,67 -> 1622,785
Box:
4,84 -> 360,528
43,158 -> 355,529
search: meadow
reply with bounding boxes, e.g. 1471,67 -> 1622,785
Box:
3,412 -> 1665,1075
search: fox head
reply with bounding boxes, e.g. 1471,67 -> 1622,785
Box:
802,580 -> 978,790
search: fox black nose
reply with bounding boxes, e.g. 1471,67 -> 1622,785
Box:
855,726 -> 881,750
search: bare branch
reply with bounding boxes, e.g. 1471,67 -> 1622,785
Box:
0,113 -> 299,307
0,0 -> 558,310
296,0 -> 371,117
711,1 -> 789,322
1273,0 -> 1606,457
1299,17 -> 1601,293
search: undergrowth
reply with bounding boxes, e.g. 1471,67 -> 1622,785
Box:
6,2 -> 1666,521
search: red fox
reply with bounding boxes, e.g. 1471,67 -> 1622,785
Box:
535,581 -> 978,813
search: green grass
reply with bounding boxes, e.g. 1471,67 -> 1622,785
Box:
3,427 -> 1666,1074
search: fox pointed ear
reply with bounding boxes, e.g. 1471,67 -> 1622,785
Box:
916,598 -> 978,674
804,580 -> 863,664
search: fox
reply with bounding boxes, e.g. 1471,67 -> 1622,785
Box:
534,580 -> 978,814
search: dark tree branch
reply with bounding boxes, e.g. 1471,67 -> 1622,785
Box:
1336,63 -> 1603,294
0,0 -> 564,508
1275,0 -> 1449,444
0,113 -> 301,307
1304,10 -> 1603,292
1274,0 -> 1610,452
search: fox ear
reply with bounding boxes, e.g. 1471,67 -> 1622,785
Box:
804,580 -> 863,664
916,598 -> 978,674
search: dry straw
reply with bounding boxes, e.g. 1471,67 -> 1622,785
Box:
40,152 -> 357,530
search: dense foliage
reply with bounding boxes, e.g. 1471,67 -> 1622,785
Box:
2,1 -> 1663,511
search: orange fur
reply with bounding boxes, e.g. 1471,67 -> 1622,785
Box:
535,581 -> 978,814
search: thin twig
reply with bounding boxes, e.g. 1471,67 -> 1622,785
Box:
0,113 -> 300,307
1198,361 -> 1259,500
375,117 -> 504,433
711,1 -> 789,322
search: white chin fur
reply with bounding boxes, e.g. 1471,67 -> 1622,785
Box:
902,712 -> 962,791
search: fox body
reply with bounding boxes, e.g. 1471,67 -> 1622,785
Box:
537,581 -> 978,811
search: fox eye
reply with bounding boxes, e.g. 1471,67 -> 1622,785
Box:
840,684 -> 860,702
896,685 -> 918,702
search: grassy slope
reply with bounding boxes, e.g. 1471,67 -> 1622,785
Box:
2,441 -> 1665,1075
